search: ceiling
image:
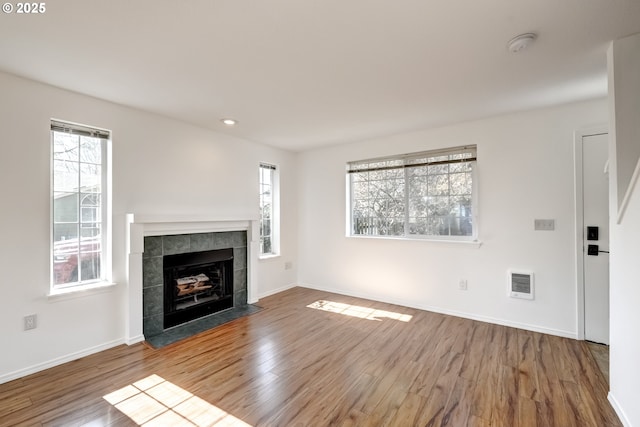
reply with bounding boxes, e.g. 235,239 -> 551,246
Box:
1,1 -> 639,151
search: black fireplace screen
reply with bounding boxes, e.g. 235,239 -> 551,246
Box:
163,248 -> 234,328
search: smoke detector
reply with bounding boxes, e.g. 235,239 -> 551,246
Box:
507,33 -> 537,53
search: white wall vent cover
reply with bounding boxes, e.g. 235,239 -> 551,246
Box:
508,270 -> 534,300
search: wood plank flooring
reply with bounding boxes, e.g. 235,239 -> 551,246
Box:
586,342 -> 610,385
0,287 -> 621,426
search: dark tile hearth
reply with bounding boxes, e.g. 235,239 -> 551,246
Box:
145,304 -> 262,348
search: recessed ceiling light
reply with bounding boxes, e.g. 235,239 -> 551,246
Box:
507,33 -> 537,53
221,118 -> 237,126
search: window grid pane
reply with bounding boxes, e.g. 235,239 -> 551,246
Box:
259,164 -> 276,255
350,148 -> 475,239
351,169 -> 406,236
52,128 -> 106,288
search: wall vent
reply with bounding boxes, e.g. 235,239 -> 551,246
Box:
508,270 -> 534,300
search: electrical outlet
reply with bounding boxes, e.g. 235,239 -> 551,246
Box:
24,314 -> 37,330
458,279 -> 468,290
284,261 -> 293,270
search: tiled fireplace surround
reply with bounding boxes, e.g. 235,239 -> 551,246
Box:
126,215 -> 258,344
142,231 -> 248,337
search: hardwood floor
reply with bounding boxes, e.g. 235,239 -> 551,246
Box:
0,287 -> 620,426
586,342 -> 610,385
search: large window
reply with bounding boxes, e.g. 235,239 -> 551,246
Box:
348,145 -> 476,240
259,163 -> 279,256
51,120 -> 111,290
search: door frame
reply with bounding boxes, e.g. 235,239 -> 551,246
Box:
574,126 -> 608,341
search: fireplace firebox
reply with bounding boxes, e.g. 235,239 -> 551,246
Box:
163,248 -> 234,329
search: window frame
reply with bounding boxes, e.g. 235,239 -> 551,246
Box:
50,120 -> 112,294
259,162 -> 280,258
346,145 -> 478,242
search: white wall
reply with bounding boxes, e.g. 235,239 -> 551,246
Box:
607,33 -> 640,427
297,99 -> 607,337
609,33 -> 640,214
608,183 -> 640,427
0,71 -> 297,382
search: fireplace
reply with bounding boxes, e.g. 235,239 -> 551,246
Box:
163,248 -> 234,329
140,230 -> 248,338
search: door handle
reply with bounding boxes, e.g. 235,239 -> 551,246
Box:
587,244 -> 609,256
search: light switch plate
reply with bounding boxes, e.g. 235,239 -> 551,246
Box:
534,219 -> 555,231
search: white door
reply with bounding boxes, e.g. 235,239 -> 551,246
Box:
582,133 -> 610,344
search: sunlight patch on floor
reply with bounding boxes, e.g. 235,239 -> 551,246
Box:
103,374 -> 252,426
306,300 -> 413,322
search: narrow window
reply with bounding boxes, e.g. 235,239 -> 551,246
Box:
348,145 -> 477,240
259,163 -> 279,257
51,120 -> 111,290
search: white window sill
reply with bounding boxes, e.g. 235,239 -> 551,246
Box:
347,234 -> 483,248
259,253 -> 281,260
48,281 -> 117,302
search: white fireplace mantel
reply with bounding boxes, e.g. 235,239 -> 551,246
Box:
125,213 -> 260,344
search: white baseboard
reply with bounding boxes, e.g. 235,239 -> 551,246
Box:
0,338 -> 125,385
126,334 -> 145,345
298,283 -> 577,339
257,283 -> 298,300
1,284 -> 579,385
608,392 -> 632,427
